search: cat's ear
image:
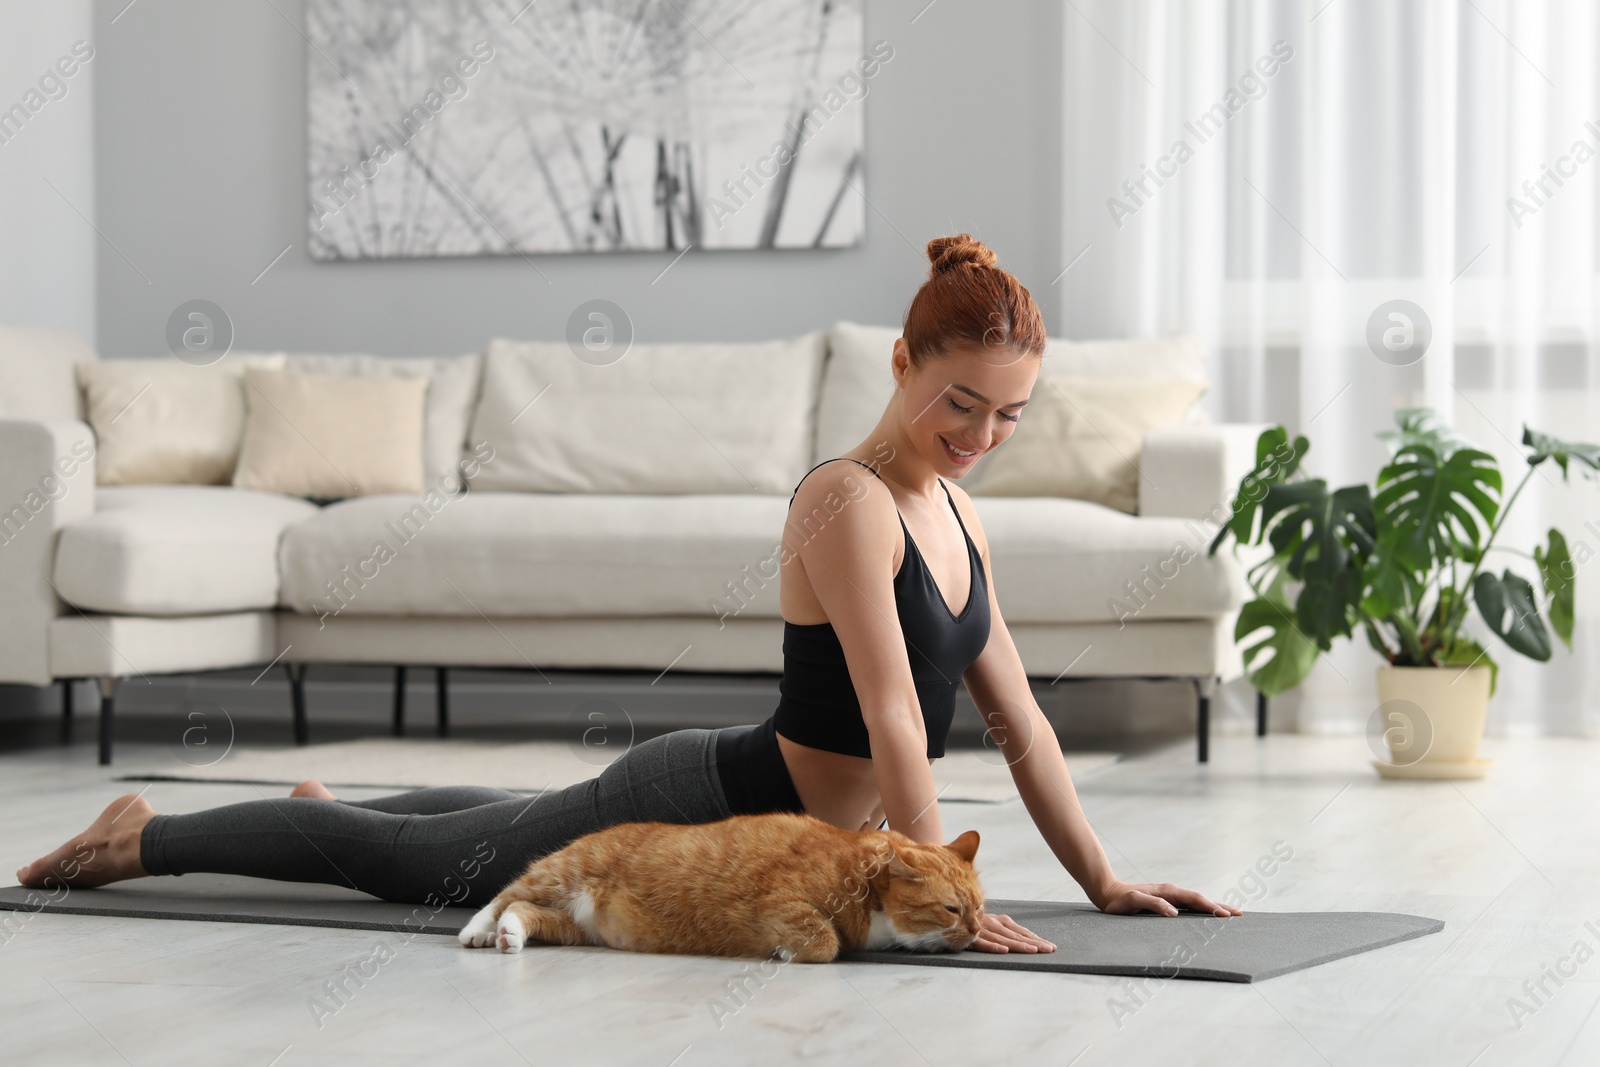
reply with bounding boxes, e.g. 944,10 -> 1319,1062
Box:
883,843 -> 924,882
944,830 -> 980,865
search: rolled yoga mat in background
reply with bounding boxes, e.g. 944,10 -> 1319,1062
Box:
0,875 -> 1442,982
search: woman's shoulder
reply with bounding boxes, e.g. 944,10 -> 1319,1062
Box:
789,457 -> 894,514
785,458 -> 900,554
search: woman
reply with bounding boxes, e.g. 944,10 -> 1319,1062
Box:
17,233 -> 1240,954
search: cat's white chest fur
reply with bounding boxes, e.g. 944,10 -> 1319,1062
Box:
864,909 -> 905,951
864,907 -> 952,952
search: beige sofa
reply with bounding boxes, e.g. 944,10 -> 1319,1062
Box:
0,321 -> 1268,765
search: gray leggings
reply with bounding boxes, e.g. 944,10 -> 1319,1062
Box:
140,727 -> 735,909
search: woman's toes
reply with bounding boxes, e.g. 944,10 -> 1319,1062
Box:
289,780 -> 338,801
18,835 -> 93,887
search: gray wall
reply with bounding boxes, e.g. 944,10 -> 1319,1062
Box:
0,0 -> 96,345
92,0 -> 1065,359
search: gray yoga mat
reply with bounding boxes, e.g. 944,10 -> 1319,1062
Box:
0,875 -> 1442,982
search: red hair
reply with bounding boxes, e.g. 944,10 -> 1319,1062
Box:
901,234 -> 1047,368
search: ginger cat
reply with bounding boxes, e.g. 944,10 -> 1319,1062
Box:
459,812 -> 986,962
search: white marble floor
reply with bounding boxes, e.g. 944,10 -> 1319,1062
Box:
2,732 -> 1598,1066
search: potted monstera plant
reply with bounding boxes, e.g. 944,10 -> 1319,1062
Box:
1208,408 -> 1598,778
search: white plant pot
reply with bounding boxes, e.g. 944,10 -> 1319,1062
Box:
1373,665 -> 1492,778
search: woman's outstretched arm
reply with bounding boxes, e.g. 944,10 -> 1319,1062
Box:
788,462 -> 945,845
950,484 -> 1242,919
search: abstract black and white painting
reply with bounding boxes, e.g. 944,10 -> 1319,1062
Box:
306,0 -> 868,259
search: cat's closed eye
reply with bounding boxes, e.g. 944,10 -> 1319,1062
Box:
944,904 -> 961,914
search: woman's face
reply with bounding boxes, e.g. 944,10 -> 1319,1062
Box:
893,338 -> 1038,477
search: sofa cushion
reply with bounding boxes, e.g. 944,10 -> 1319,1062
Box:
466,333 -> 826,495
814,321 -> 897,464
53,486 -> 319,615
966,377 -> 1208,513
233,369 -> 428,499
969,496 -> 1241,623
76,354 -> 287,485
814,322 -> 1212,463
1045,334 -> 1209,383
280,352 -> 483,488
277,491 -> 794,620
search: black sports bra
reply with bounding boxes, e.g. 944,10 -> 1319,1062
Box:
770,457 -> 992,759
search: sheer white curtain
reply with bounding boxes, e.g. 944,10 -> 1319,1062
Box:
1061,0 -> 1600,737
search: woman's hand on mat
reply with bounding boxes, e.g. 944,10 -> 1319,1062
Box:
969,910 -> 1057,954
1096,880 -> 1242,918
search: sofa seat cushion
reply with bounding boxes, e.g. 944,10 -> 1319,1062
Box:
53,486 -> 319,615
276,490 -> 1240,626
277,492 -> 795,620
970,496 -> 1241,623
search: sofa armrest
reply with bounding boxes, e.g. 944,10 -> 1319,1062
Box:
1139,422 -> 1275,524
0,418 -> 96,685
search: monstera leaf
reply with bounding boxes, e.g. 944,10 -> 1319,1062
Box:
1256,481 -> 1376,650
1209,426 -> 1310,556
1533,528 -> 1575,649
1254,541 -> 1299,604
1378,407 -> 1476,461
1235,596 -> 1320,697
1374,442 -> 1500,574
1362,549 -> 1420,622
1523,427 -> 1600,478
1473,569 -> 1552,662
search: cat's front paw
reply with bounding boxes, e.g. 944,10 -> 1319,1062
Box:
496,911 -> 527,953
459,904 -> 499,949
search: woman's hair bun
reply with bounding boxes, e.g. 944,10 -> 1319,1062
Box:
903,231 -> 1045,367
926,233 -> 997,273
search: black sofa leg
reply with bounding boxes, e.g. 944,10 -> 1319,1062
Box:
393,665 -> 407,737
436,667 -> 450,738
96,677 -> 118,766
286,663 -> 309,745
61,678 -> 74,745
1256,690 -> 1269,737
1193,677 -> 1215,763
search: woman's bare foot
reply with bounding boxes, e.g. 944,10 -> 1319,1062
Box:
289,779 -> 338,801
15,793 -> 156,889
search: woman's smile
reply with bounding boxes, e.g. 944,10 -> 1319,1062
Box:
939,434 -> 982,466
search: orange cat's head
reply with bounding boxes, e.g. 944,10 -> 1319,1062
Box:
869,830 -> 985,953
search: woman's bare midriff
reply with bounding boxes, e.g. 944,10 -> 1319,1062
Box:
775,728 -> 935,833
